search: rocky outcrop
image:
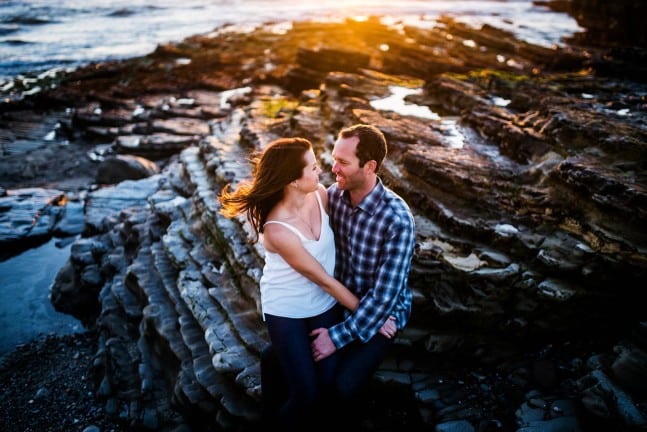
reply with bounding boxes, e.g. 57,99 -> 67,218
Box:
0,188 -> 84,260
95,154 -> 159,185
2,15 -> 646,432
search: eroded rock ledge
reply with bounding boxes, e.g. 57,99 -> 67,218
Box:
1,12 -> 646,432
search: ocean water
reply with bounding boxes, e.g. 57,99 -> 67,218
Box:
0,0 -> 583,81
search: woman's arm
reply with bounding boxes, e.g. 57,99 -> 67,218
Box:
264,223 -> 359,311
264,195 -> 396,338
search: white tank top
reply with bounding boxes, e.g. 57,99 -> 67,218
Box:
259,192 -> 337,319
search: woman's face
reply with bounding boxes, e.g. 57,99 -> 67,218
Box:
298,149 -> 321,192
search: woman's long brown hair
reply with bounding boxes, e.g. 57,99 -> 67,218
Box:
218,137 -> 312,242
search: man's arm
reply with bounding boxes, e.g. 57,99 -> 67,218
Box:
324,210 -> 415,351
310,316 -> 397,361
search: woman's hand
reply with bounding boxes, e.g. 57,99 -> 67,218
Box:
378,315 -> 397,339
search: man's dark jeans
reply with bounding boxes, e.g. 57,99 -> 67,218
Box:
261,319 -> 392,427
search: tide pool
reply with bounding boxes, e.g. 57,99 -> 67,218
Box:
0,236 -> 83,355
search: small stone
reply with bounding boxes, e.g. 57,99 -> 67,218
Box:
34,387 -> 50,400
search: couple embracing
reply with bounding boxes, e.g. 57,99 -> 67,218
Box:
218,124 -> 416,429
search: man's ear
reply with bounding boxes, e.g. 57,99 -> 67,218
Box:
364,159 -> 377,174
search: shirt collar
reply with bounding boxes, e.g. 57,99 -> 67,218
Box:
340,177 -> 385,216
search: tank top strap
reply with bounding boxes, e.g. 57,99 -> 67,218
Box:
315,188 -> 330,227
263,220 -> 308,241
314,188 -> 325,213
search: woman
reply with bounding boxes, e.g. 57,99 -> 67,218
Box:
218,137 -> 394,428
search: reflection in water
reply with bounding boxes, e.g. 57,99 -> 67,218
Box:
0,236 -> 83,355
370,86 -> 440,120
491,96 -> 511,107
438,118 -> 465,149
370,86 -> 468,149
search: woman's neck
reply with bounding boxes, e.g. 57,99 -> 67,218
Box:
283,189 -> 308,213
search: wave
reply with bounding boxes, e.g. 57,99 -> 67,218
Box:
106,8 -> 137,18
1,39 -> 33,46
0,24 -> 20,35
4,15 -> 56,25
106,4 -> 164,18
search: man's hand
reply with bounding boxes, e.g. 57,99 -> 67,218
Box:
310,328 -> 336,362
378,315 -> 397,339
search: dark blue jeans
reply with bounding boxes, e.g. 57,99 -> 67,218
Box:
262,304 -> 343,429
333,331 -> 392,401
261,309 -> 392,427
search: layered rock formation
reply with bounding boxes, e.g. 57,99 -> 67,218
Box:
1,9 -> 646,432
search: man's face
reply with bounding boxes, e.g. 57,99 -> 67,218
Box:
331,135 -> 366,191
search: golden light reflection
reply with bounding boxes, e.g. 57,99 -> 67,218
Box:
370,86 -> 440,121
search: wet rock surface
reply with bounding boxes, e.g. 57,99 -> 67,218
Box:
1,5 -> 646,432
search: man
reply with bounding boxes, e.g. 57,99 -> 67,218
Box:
310,123 -> 416,404
260,124 -> 415,424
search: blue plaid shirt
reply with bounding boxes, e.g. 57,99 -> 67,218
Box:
327,178 -> 416,349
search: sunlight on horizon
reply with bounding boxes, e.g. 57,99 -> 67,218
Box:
0,0 -> 583,80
